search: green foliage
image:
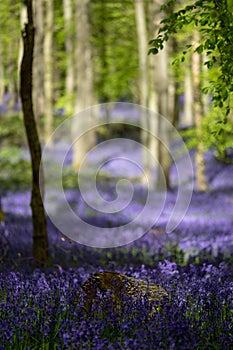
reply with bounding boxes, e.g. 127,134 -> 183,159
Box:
0,146 -> 31,193
0,115 -> 31,193
0,115 -> 27,146
0,1 -> 21,90
91,1 -> 139,102
51,0 -> 139,113
55,93 -> 75,117
180,127 -> 198,150
149,0 -> 233,118
62,167 -> 79,189
181,105 -> 233,163
202,107 -> 233,162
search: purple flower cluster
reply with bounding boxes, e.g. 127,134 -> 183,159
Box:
0,151 -> 233,348
0,263 -> 232,349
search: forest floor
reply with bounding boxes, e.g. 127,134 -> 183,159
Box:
0,150 -> 233,349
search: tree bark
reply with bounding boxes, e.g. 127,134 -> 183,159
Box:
72,0 -> 95,169
44,0 -> 53,144
18,4 -> 28,118
152,0 -> 171,190
20,0 -> 48,265
63,0 -> 74,114
0,198 -> 4,222
134,0 -> 148,109
183,63 -> 194,126
192,31 -> 208,191
7,1 -> 17,116
134,0 -> 151,184
33,0 -> 44,121
0,44 -> 4,108
0,2 -> 4,109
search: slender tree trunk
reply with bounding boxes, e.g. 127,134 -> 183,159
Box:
192,31 -> 207,191
73,0 -> 95,169
0,44 -> 4,108
170,36 -> 180,127
134,0 -> 152,184
0,199 -> 4,222
7,2 -> 16,115
172,81 -> 180,127
148,2 -> 159,188
18,4 -> 28,118
134,0 -> 148,108
0,2 -> 4,109
20,0 -> 48,265
44,0 -> 53,144
98,1 -> 113,139
153,0 -> 171,190
156,55 -> 170,191
201,52 -> 210,116
63,0 -> 74,114
33,0 -> 44,121
183,63 -> 194,126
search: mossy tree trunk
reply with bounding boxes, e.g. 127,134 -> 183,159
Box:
20,0 -> 48,265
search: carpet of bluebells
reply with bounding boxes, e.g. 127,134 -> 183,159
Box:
0,151 -> 233,349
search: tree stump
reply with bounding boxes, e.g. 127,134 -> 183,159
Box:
76,271 -> 168,318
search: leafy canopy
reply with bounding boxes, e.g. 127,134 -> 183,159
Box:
149,0 -> 233,117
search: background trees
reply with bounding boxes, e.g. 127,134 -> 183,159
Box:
149,0 -> 233,189
20,0 -> 48,265
1,0 -> 233,264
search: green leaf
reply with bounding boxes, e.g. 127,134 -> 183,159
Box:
148,48 -> 158,55
195,45 -> 204,54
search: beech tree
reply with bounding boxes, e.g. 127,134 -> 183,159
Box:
63,0 -> 74,114
149,0 -> 233,188
72,0 -> 96,170
148,0 -> 172,189
44,0 -> 54,144
149,0 -> 233,121
183,63 -> 194,127
134,0 -> 151,183
33,0 -> 44,121
192,30 -> 207,191
20,0 -> 48,265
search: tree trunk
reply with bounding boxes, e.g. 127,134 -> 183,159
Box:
33,0 -> 44,121
44,0 -> 53,144
153,0 -> 171,190
183,63 -> 194,126
7,1 -> 17,116
172,80 -> 180,127
63,0 -> 74,114
20,0 -> 48,265
192,31 -> 208,191
134,0 -> 148,108
18,4 -> 28,118
72,0 -> 95,169
170,37 -> 180,128
0,2 -> 4,109
0,44 -> 4,108
148,2 -> 159,188
157,64 -> 170,191
0,198 -> 4,222
134,0 -> 153,184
